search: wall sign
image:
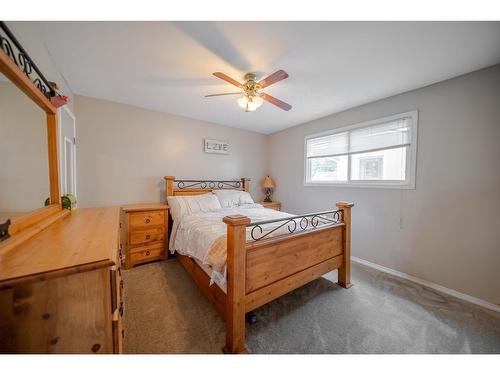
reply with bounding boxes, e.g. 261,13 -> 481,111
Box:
204,139 -> 229,154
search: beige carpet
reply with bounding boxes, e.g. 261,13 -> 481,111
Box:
122,259 -> 500,354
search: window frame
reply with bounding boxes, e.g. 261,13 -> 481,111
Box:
304,110 -> 418,189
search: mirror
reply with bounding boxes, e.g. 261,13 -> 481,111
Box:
0,73 -> 50,223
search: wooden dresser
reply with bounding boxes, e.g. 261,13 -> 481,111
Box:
259,201 -> 282,211
121,204 -> 169,269
0,207 -> 123,354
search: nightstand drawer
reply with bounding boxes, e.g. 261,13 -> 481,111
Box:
129,243 -> 164,263
129,227 -> 165,246
260,201 -> 281,211
129,211 -> 165,228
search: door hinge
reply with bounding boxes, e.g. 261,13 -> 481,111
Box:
73,137 -> 76,145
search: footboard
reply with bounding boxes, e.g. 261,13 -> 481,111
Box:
223,201 -> 354,353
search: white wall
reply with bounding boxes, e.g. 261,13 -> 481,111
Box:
74,95 -> 269,207
269,64 -> 500,305
0,81 -> 49,216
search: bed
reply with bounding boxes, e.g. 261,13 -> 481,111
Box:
164,176 -> 354,353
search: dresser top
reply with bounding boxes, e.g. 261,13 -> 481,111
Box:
121,203 -> 169,212
0,206 -> 120,286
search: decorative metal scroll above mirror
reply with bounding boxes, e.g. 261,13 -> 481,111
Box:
0,21 -> 56,99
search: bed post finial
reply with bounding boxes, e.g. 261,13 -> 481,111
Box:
164,176 -> 175,198
336,201 -> 354,289
241,178 -> 250,192
222,214 -> 251,354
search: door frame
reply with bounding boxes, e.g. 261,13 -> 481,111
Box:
58,105 -> 77,198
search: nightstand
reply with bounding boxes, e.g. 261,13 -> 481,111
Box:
121,203 -> 169,269
259,201 -> 281,211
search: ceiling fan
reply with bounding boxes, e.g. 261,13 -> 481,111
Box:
206,70 -> 292,112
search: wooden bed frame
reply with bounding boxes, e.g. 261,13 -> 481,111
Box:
164,176 -> 353,354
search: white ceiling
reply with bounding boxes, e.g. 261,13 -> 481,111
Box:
28,21 -> 500,134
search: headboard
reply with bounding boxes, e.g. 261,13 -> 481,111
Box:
164,176 -> 250,198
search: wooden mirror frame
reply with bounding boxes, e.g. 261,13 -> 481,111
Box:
0,40 -> 65,252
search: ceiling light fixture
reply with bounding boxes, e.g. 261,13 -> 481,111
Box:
206,71 -> 292,112
238,94 -> 264,112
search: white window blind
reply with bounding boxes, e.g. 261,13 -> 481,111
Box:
305,111 -> 418,188
306,132 -> 348,157
306,118 -> 411,158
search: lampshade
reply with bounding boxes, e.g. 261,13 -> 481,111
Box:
252,95 -> 264,108
246,100 -> 258,112
237,95 -> 264,112
262,175 -> 275,188
238,95 -> 249,109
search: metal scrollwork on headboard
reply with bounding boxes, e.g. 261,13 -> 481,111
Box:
0,21 -> 56,99
175,180 -> 243,190
247,209 -> 343,241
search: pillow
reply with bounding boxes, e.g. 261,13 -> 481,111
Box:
167,193 -> 222,223
238,191 -> 255,205
212,189 -> 255,208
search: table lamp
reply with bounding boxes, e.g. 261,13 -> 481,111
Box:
262,175 -> 275,202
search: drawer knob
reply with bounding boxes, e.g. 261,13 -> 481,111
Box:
146,235 -> 150,240
145,218 -> 150,224
145,250 -> 150,256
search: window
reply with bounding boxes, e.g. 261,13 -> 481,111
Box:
305,111 -> 418,188
359,156 -> 383,179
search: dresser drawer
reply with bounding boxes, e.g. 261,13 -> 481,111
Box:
129,211 -> 165,228
129,227 -> 165,246
129,243 -> 164,263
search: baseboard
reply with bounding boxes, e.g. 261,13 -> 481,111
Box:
351,256 -> 500,313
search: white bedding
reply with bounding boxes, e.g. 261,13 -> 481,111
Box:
193,258 -> 227,293
170,204 -> 294,286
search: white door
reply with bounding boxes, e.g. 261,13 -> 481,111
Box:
58,106 -> 76,197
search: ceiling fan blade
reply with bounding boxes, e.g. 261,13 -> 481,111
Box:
213,72 -> 243,88
205,92 -> 242,97
261,93 -> 292,111
258,70 -> 289,89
